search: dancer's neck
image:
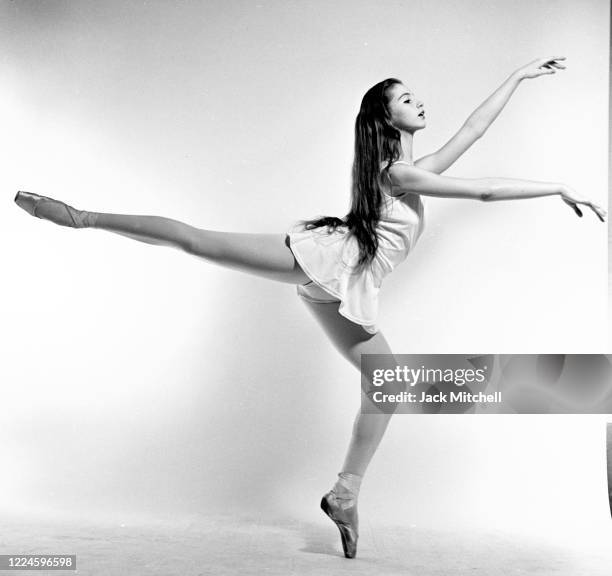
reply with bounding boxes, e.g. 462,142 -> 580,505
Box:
399,132 -> 414,164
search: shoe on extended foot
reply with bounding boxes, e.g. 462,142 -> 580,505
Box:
320,490 -> 359,559
14,191 -> 95,228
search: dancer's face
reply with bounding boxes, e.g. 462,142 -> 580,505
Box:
386,83 -> 426,133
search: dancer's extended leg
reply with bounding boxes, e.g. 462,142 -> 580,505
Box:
92,212 -> 309,283
14,192 -> 310,285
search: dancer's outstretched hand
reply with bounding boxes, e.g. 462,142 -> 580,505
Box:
515,56 -> 566,80
561,186 -> 606,222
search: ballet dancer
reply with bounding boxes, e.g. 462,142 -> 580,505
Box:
14,56 -> 606,559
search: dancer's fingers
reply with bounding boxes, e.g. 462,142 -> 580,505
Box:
566,201 -> 582,217
590,203 -> 607,222
544,56 -> 566,64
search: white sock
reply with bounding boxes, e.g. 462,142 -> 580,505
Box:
331,472 -> 362,509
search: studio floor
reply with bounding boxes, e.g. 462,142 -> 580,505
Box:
2,512 -> 612,575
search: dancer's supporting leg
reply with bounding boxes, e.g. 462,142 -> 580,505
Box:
14,192 -> 310,285
302,299 -> 399,475
298,297 -> 401,558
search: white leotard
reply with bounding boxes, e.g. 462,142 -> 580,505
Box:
287,161 -> 424,334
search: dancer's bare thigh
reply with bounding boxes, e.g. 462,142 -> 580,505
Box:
300,300 -> 405,414
298,299 -> 395,370
189,231 -> 310,285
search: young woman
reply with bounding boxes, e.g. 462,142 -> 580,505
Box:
14,56 -> 606,559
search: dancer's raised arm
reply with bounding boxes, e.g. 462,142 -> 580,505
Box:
415,57 -> 566,174
387,164 -> 606,221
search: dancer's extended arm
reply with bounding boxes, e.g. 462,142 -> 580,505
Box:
387,164 -> 606,222
415,57 -> 566,174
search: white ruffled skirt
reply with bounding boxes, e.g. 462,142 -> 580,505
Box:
287,221 -> 383,335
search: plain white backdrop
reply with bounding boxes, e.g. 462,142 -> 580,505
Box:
1,0 -> 610,548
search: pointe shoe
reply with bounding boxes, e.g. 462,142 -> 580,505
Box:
320,491 -> 359,559
14,191 -> 94,228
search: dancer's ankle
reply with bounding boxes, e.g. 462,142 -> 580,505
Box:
331,471 -> 363,506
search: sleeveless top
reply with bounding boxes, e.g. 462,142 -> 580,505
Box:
287,160 -> 425,334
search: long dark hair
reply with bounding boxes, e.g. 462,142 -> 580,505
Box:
299,78 -> 403,268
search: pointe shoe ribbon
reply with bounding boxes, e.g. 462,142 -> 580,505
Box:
320,490 -> 359,559
14,191 -> 94,228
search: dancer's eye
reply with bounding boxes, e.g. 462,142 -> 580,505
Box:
404,99 -> 411,104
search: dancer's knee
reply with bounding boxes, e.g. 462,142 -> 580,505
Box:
361,373 -> 407,415
182,228 -> 219,258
